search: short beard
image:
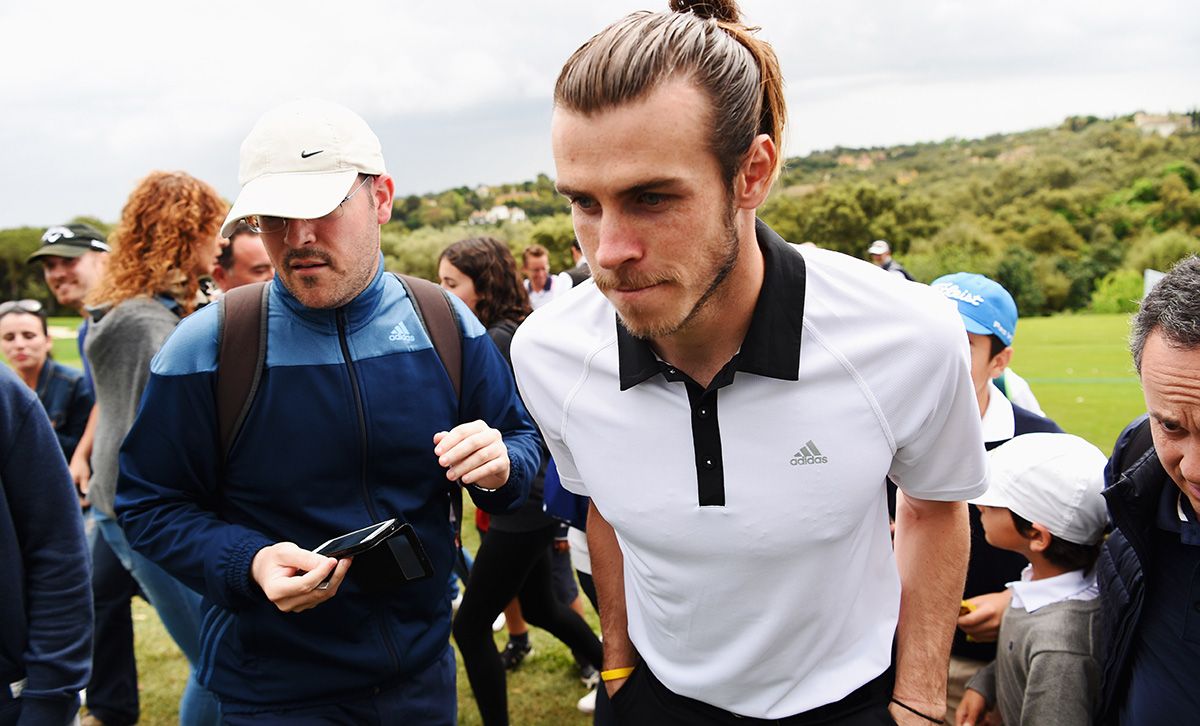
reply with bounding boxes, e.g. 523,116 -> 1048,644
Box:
620,203 -> 740,340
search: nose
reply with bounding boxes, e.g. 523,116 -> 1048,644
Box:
592,211 -> 643,271
1181,435 -> 1200,487
283,218 -> 318,248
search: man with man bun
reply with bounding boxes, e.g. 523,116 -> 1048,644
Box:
513,2 -> 987,723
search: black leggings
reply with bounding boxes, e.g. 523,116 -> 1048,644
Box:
453,524 -> 603,726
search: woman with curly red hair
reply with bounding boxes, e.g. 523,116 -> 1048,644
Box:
85,170 -> 226,726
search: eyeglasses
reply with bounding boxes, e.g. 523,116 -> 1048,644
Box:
244,175 -> 374,235
0,299 -> 44,318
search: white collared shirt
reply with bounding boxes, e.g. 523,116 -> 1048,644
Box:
1008,565 -> 1099,613
513,237 -> 987,718
980,381 -> 1016,445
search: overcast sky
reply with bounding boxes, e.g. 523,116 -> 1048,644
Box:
2,0 -> 1196,228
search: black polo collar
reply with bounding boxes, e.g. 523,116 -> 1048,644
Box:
616,219 -> 806,390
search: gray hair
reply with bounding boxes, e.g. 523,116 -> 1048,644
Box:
1132,255 -> 1200,372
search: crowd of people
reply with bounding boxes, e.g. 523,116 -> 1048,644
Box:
2,1 -> 1198,725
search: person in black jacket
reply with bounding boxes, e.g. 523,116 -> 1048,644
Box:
1097,255 -> 1200,724
439,237 -> 602,726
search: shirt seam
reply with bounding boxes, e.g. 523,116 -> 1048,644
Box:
800,319 -> 897,456
559,334 -> 618,471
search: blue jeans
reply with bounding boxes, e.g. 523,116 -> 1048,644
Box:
220,646 -> 456,725
95,510 -> 220,726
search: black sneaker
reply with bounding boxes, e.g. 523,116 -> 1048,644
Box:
500,638 -> 533,670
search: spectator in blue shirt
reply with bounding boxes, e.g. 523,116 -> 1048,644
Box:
0,300 -> 93,461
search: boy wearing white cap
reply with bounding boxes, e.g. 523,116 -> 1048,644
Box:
957,433 -> 1108,726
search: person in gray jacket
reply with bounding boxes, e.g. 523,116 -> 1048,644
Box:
84,170 -> 227,726
958,433 -> 1108,726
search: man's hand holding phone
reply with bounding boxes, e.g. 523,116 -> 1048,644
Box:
251,542 -> 352,613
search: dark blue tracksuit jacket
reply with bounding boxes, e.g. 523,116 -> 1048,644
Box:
0,366 -> 91,725
115,261 -> 538,709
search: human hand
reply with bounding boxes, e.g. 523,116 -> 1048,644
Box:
433,420 -> 510,490
69,454 -> 91,495
553,538 -> 570,554
956,689 -> 987,726
958,590 -> 1012,642
604,675 -> 629,699
250,542 -> 351,613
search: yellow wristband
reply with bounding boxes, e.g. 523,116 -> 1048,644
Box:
600,667 -> 635,682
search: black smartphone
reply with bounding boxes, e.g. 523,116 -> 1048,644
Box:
312,518 -> 399,559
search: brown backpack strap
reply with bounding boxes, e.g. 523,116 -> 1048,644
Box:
393,273 -> 468,557
217,282 -> 269,461
396,273 -> 462,400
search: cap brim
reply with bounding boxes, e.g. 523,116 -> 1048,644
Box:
969,479 -> 1012,509
960,316 -> 993,337
221,169 -> 359,237
27,245 -> 90,262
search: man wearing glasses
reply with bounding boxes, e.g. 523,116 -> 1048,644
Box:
114,100 -> 539,723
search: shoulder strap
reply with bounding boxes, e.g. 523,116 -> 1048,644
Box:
394,273 -> 462,400
217,282 -> 269,461
393,273 -> 468,558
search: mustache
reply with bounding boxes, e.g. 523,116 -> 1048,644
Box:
591,269 -> 672,293
282,248 -> 335,269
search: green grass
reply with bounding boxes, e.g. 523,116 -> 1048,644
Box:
82,312 -> 1146,724
1010,313 -> 1144,454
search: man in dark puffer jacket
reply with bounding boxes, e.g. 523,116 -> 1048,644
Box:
1097,256 -> 1200,723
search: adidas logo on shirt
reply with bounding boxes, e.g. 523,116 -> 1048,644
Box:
388,321 -> 415,343
790,440 -> 828,466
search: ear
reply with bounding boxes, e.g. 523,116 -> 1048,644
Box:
1027,522 -> 1054,553
734,133 -> 777,210
372,174 -> 396,225
988,345 -> 1013,380
211,266 -> 228,289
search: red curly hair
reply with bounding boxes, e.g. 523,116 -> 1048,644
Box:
88,171 -> 227,315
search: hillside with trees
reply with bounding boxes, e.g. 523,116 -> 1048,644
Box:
3,111 -> 1197,316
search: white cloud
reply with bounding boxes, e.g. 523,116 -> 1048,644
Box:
1,0 -> 1196,226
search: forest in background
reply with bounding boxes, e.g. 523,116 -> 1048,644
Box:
3,110 -> 1197,317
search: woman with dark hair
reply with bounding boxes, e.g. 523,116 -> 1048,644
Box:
84,170 -> 227,726
440,237 -> 602,726
0,299 -> 93,460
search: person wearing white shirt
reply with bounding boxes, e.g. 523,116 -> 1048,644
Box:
521,244 -> 573,310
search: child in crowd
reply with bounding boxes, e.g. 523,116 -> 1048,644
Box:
957,433 -> 1108,726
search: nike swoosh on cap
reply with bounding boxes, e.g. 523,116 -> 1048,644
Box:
300,149 -> 324,158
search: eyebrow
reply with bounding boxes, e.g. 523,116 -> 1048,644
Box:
1151,411 -> 1182,428
557,177 -> 685,199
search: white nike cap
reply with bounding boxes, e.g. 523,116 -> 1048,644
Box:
867,239 -> 890,255
221,99 -> 386,238
971,432 -> 1109,545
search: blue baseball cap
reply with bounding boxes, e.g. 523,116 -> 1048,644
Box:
930,272 -> 1018,346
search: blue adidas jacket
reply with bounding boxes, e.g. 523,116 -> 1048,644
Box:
114,260 -> 538,709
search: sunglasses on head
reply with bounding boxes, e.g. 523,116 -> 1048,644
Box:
0,299 -> 44,318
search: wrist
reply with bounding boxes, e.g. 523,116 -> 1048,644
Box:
600,666 -> 635,682
890,696 -> 946,725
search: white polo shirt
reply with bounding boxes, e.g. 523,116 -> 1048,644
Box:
511,221 -> 988,718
